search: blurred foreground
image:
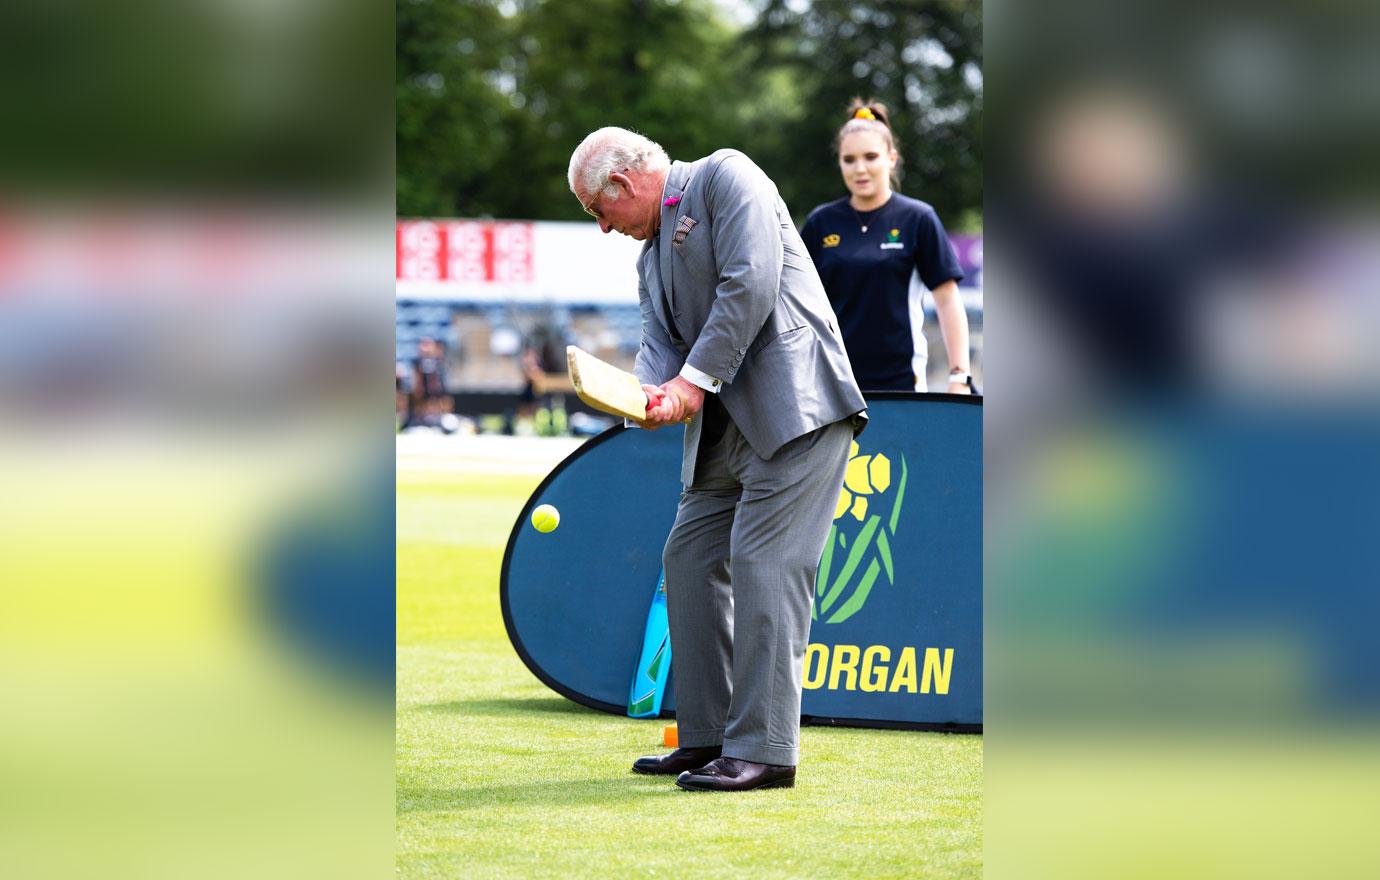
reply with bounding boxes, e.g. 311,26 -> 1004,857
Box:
987,2 -> 1380,877
0,1 -> 392,876
0,214 -> 395,878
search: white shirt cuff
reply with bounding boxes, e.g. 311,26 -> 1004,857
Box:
679,362 -> 723,393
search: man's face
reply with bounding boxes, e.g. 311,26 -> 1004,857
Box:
578,171 -> 658,240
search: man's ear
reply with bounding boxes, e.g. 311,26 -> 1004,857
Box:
608,170 -> 635,198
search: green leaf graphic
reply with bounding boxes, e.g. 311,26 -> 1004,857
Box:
888,456 -> 909,535
827,558 -> 882,624
818,515 -> 880,615
877,529 -> 893,583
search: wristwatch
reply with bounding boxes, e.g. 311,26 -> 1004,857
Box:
949,370 -> 978,394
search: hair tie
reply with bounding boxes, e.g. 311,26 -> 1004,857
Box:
853,107 -> 876,121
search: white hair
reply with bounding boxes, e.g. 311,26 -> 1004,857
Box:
567,127 -> 670,202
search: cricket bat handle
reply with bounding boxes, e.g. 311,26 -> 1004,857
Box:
644,388 -> 665,414
644,386 -> 693,424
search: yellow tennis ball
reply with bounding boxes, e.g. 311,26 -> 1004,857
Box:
530,504 -> 560,533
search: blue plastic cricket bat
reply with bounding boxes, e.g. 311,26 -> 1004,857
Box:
627,571 -> 671,718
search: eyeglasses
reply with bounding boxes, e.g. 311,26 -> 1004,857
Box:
579,169 -> 628,219
579,192 -> 603,219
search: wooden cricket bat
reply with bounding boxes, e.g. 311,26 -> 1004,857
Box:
567,345 -> 653,421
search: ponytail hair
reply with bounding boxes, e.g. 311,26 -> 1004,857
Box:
835,97 -> 901,186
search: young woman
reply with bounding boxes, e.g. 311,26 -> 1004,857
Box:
802,100 -> 974,393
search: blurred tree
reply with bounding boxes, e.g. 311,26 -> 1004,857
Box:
740,0 -> 983,228
397,0 -> 747,219
396,0 -> 982,228
397,0 -> 514,216
501,0 -> 748,220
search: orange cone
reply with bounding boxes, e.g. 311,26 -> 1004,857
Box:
663,722 -> 678,748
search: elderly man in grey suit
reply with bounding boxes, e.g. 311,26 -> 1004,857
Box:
568,127 -> 867,792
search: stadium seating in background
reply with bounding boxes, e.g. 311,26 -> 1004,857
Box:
395,295 -> 984,430
395,299 -> 646,396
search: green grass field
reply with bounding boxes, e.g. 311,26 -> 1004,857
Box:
397,443 -> 982,879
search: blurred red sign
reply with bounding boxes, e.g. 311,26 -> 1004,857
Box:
396,220 -> 534,283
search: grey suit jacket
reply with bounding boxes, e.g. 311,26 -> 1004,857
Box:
633,149 -> 867,485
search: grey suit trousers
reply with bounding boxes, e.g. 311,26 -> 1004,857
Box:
662,414 -> 854,766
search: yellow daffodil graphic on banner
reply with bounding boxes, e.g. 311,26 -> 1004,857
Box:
816,440 -> 909,624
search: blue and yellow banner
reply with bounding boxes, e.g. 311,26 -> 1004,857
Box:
501,395 -> 981,730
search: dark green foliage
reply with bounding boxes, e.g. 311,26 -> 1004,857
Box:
740,0 -> 982,227
397,0 -> 514,216
397,0 -> 982,228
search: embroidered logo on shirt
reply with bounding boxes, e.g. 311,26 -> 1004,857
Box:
822,234 -> 841,248
879,228 -> 904,250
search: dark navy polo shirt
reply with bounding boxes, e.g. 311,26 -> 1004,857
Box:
802,194 -> 964,391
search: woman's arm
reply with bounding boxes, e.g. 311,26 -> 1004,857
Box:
931,279 -> 972,393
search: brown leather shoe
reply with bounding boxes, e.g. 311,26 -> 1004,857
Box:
675,757 -> 796,791
631,746 -> 722,776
